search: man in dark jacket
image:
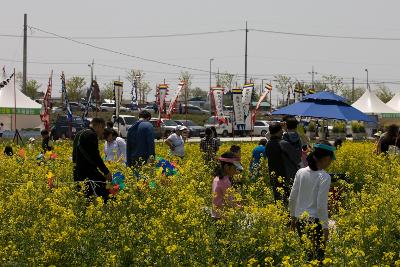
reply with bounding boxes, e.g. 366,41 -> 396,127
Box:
281,117 -> 302,183
126,110 -> 155,168
41,129 -> 52,152
265,123 -> 289,205
73,118 -> 112,201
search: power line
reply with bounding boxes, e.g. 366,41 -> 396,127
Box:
251,28 -> 400,41
0,29 -> 242,39
28,25 -> 221,74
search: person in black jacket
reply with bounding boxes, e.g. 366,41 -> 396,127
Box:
73,118 -> 112,201
41,129 -> 52,153
265,123 -> 289,206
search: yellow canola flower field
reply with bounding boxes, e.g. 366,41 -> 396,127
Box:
0,141 -> 400,266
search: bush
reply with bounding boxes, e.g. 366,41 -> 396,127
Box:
332,121 -> 346,134
307,121 -> 316,132
351,121 -> 366,133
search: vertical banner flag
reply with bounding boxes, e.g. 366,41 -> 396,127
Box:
157,84 -> 169,115
61,72 -> 72,120
242,83 -> 254,122
92,80 -> 100,102
40,71 -> 53,130
114,81 -> 123,118
252,83 -> 272,123
232,88 -> 245,130
131,79 -> 138,109
167,81 -> 184,118
211,86 -> 225,124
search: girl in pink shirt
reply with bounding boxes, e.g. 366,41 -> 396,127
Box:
212,152 -> 243,219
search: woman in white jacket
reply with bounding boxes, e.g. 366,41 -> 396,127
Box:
289,140 -> 336,263
104,128 -> 127,162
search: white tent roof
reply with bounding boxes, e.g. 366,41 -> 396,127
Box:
352,90 -> 398,114
0,83 -> 41,109
386,93 -> 400,112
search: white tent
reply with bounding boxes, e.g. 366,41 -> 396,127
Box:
386,93 -> 400,112
352,90 -> 398,114
0,82 -> 42,130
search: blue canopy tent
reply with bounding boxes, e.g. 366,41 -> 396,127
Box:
272,92 -> 374,122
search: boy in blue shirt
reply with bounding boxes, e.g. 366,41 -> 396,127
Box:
249,138 -> 268,181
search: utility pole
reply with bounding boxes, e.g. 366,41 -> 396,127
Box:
365,68 -> 369,91
22,14 -> 27,94
351,77 -> 355,102
244,21 -> 248,84
209,58 -> 214,113
89,59 -> 94,83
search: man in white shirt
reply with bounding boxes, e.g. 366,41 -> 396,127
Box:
165,125 -> 187,158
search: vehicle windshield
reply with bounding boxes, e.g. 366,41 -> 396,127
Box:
182,120 -> 195,126
124,117 -> 137,125
163,120 -> 178,126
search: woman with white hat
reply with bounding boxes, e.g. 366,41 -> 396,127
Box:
165,125 -> 187,158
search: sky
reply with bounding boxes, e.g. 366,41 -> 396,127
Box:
2,0 -> 400,102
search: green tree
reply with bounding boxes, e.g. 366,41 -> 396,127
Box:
340,86 -> 366,104
217,72 -> 236,91
179,71 -> 192,103
66,76 -> 86,101
321,74 -> 344,93
16,72 -> 41,99
274,75 -> 292,100
375,84 -> 394,103
190,87 -> 208,99
101,82 -> 114,101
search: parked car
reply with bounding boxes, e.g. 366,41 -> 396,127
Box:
100,103 -> 130,113
69,102 -> 85,112
81,101 -> 100,112
174,120 -> 205,138
142,105 -> 157,114
181,104 -> 209,115
204,116 -> 233,137
112,115 -> 138,138
253,120 -> 269,137
50,115 -> 86,140
149,118 -> 178,139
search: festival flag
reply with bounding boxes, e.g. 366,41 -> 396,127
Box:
61,72 -> 73,120
242,83 -> 254,121
251,86 -> 270,123
308,87 -> 316,94
294,82 -> 303,94
211,86 -> 225,124
157,84 -> 169,115
131,79 -> 138,109
92,80 -> 100,102
40,71 -> 53,130
167,82 -> 184,118
232,88 -> 245,129
265,83 -> 272,91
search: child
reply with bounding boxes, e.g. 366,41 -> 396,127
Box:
229,145 -> 241,159
212,152 -> 243,219
289,141 -> 336,263
104,128 -> 127,162
41,129 -> 52,152
249,139 -> 267,181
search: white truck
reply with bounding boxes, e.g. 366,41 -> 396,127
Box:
112,115 -> 138,138
204,114 -> 267,137
204,116 -> 233,137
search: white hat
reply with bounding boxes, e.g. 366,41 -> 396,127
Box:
176,125 -> 187,131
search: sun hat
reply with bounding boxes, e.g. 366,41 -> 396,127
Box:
176,125 -> 187,131
219,157 -> 244,171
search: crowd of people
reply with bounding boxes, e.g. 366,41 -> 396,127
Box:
1,112 -> 399,264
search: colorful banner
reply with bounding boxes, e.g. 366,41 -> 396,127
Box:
211,87 -> 225,123
40,71 -> 53,130
167,82 -> 184,117
251,85 -> 271,123
242,83 -> 254,121
232,88 -> 245,130
61,72 -> 72,120
157,84 -> 169,115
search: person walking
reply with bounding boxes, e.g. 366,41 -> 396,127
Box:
40,129 -> 52,152
249,138 -> 268,181
376,124 -> 399,154
200,128 -> 219,163
73,118 -> 112,201
126,110 -> 155,167
104,128 -> 127,162
165,125 -> 187,158
289,141 -> 336,263
265,123 -> 288,205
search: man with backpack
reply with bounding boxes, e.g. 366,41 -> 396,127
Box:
73,118 -> 112,201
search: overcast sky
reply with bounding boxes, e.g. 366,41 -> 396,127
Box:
2,0 -> 400,102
